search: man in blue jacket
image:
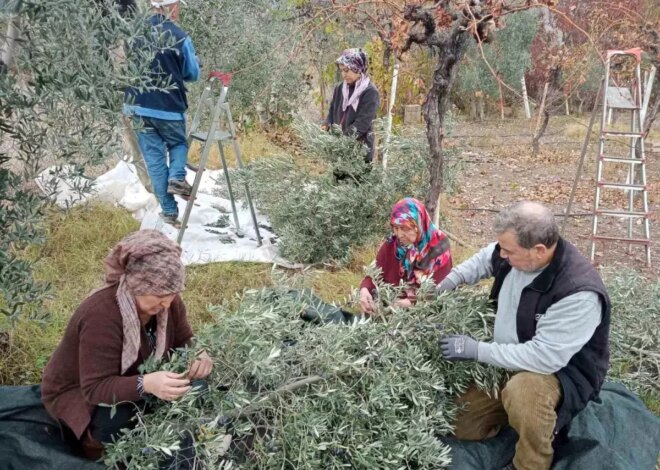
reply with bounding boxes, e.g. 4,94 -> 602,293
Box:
124,0 -> 200,226
436,201 -> 610,470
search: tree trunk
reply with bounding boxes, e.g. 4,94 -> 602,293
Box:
120,115 -> 153,193
531,66 -> 562,156
576,89 -> 584,115
643,93 -> 659,136
532,110 -> 550,157
423,36 -> 468,220
532,82 -> 549,156
382,44 -> 391,70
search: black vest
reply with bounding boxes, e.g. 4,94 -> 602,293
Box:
489,238 -> 611,431
124,14 -> 190,114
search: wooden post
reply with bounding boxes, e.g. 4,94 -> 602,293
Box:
498,80 -> 504,120
521,76 -> 531,119
382,61 -> 399,171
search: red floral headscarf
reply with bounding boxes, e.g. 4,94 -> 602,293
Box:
390,198 -> 452,286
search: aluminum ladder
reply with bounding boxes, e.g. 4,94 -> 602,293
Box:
177,71 -> 262,246
590,48 -> 652,266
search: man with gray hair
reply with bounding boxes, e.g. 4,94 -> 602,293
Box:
436,201 -> 611,470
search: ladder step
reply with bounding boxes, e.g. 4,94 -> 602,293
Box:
595,209 -> 649,218
591,235 -> 651,245
606,105 -> 641,110
602,131 -> 644,138
600,155 -> 646,164
191,130 -> 232,142
597,181 -> 646,191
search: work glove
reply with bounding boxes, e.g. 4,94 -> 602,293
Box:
436,277 -> 457,295
439,334 -> 479,361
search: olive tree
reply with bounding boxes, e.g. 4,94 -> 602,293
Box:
0,0 -> 154,323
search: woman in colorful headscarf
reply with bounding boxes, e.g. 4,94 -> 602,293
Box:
41,230 -> 212,459
359,198 -> 453,314
322,48 -> 380,162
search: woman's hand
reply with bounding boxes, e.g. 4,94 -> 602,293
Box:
186,350 -> 213,380
359,288 -> 376,314
143,371 -> 191,401
392,298 -> 413,309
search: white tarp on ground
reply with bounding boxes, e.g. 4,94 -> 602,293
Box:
36,158 -> 293,267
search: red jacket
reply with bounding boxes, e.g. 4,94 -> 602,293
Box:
41,285 -> 193,439
360,238 -> 453,297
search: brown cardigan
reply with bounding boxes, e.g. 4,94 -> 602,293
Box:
41,285 -> 193,439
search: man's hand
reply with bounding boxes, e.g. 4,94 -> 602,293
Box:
186,350 -> 213,380
143,371 -> 191,401
439,335 -> 479,362
320,124 -> 329,132
359,287 -> 376,315
436,278 -> 457,295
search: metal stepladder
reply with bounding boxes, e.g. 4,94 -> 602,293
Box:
590,48 -> 653,266
177,71 -> 262,246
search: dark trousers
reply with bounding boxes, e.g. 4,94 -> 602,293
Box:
89,400 -> 144,444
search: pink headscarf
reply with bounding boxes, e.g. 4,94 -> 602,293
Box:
336,48 -> 371,112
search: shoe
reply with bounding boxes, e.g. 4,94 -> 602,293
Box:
161,212 -> 181,227
167,179 -> 193,197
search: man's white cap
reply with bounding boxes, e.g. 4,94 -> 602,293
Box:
151,0 -> 183,6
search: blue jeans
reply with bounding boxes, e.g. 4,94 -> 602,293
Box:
133,116 -> 188,216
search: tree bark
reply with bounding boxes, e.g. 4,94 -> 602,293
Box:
531,66 -> 562,156
532,82 -> 549,156
532,110 -> 550,157
423,35 -> 469,219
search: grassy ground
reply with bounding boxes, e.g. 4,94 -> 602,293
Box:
0,202 -> 382,385
2,123 -> 657,421
187,129 -> 284,169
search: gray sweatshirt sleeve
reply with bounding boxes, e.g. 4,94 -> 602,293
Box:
477,291 -> 602,374
438,242 -> 497,291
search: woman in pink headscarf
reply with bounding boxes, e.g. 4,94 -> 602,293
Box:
41,230 -> 212,459
359,198 -> 453,314
322,48 -> 380,162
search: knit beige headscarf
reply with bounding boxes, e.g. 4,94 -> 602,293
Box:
97,230 -> 185,373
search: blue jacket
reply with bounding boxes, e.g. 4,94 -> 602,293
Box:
124,14 -> 200,121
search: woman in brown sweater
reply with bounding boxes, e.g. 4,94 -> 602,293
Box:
41,230 -> 212,458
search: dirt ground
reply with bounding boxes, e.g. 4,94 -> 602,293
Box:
443,115 -> 660,279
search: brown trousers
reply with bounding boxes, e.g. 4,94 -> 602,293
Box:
453,372 -> 562,470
